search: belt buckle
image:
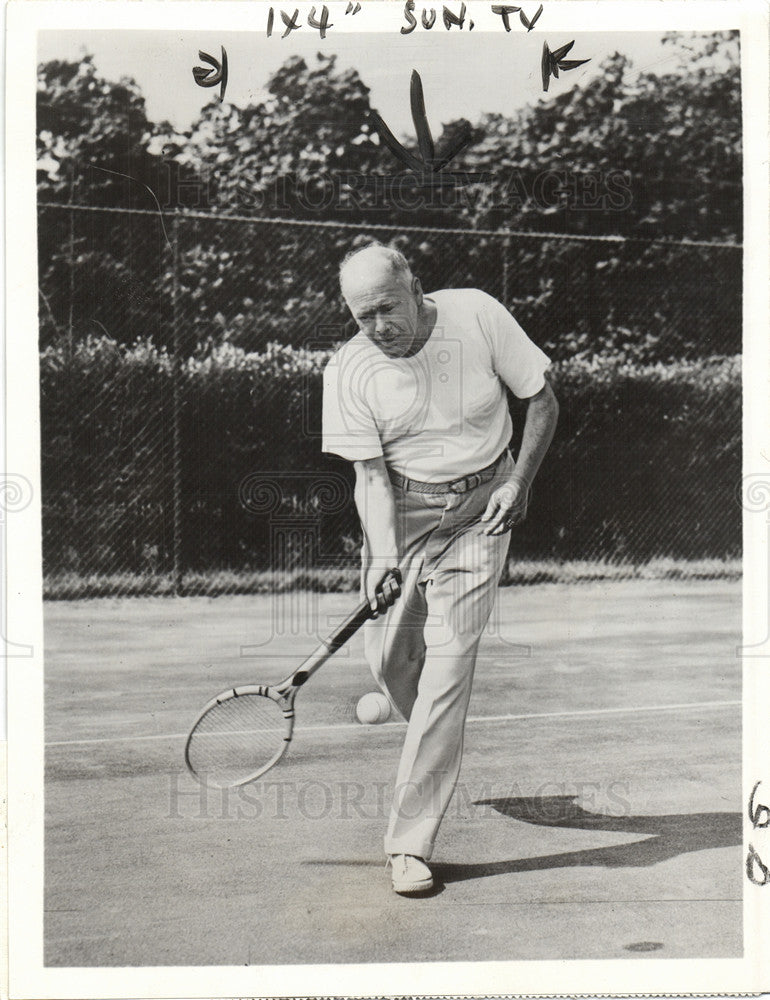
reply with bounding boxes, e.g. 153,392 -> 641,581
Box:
450,474 -> 477,494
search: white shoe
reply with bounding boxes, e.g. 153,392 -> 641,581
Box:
387,854 -> 433,894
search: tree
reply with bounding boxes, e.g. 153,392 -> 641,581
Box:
454,32 -> 741,241
148,55 -> 384,351
165,53 -> 381,216
37,55 -> 163,206
37,56 -> 169,346
442,32 -> 742,360
36,38 -> 742,358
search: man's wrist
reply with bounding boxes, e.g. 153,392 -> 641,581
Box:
365,549 -> 399,569
508,471 -> 532,491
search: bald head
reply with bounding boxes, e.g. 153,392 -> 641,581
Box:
339,244 -> 413,298
339,243 -> 428,358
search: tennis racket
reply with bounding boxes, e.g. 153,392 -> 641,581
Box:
184,567 -> 401,788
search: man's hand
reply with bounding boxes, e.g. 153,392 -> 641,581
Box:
481,378 -> 558,536
364,565 -> 402,617
480,476 -> 531,535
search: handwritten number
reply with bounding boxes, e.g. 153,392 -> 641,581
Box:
749,780 -> 770,829
308,5 -> 333,38
266,5 -> 333,36
747,843 -> 770,886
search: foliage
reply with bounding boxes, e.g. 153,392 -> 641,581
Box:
36,37 -> 741,358
163,54 -> 381,216
37,54 -> 162,205
40,338 -> 741,580
455,32 -> 742,241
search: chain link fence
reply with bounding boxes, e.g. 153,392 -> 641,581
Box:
37,203 -> 742,599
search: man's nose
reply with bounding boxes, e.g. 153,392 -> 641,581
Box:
374,314 -> 389,335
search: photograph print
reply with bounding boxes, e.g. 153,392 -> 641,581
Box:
6,0 -> 768,994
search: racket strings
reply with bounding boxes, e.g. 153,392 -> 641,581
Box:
186,693 -> 290,787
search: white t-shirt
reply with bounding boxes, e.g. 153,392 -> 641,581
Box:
322,288 -> 550,482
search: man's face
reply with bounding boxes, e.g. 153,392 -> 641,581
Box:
342,262 -> 422,358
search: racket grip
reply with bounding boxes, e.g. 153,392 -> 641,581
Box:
327,567 -> 402,650
291,568 -> 403,686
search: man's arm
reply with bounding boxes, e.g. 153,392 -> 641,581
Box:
353,456 -> 401,614
481,377 -> 559,535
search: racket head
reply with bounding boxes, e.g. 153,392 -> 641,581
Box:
184,685 -> 295,789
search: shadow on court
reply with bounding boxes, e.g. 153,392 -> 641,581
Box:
432,796 -> 741,884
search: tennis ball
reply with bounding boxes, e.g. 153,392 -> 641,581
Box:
356,691 -> 392,725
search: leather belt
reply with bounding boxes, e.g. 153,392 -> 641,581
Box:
389,451 -> 508,496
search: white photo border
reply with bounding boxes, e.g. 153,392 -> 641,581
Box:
6,1 -> 769,996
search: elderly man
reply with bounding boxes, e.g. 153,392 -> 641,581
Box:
322,242 -> 558,894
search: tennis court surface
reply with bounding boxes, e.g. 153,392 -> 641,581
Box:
45,578 -> 741,966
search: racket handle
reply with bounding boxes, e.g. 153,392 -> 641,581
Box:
291,568 -> 402,686
327,567 -> 402,650
323,602 -> 371,653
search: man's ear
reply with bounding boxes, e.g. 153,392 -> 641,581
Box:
412,276 -> 424,305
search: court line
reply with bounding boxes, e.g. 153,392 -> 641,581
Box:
46,698 -> 740,748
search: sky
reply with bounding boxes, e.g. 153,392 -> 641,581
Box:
37,27 -> 697,138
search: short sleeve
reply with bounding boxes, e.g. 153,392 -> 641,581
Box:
322,349 -> 383,462
476,291 -> 551,398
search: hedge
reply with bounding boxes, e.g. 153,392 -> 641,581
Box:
39,336 -> 741,581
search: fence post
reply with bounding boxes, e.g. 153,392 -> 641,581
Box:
67,192 -> 75,358
66,200 -> 77,589
171,213 -> 184,597
502,232 -> 511,308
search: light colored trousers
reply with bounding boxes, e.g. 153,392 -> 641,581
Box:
363,451 -> 515,860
